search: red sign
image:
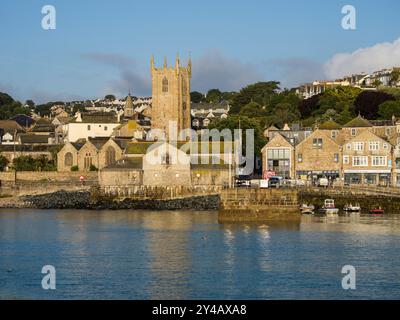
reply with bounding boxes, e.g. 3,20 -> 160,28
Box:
263,170 -> 276,180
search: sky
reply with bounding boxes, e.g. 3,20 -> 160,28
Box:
0,0 -> 400,103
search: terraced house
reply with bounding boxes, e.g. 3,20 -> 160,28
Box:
294,129 -> 341,182
261,115 -> 400,186
342,129 -> 393,186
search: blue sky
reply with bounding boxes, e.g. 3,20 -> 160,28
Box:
0,0 -> 399,103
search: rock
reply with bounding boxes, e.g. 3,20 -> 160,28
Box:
19,190 -> 220,211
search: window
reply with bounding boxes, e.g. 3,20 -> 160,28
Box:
267,149 -> 290,160
386,127 -> 392,135
383,143 -> 388,150
334,153 -> 339,163
64,152 -> 73,166
353,156 -> 368,166
343,155 -> 350,164
87,125 -> 91,131
297,153 -> 303,163
351,128 -> 357,136
104,126 -> 108,131
369,141 -> 379,151
162,77 -> 168,93
331,131 -> 337,139
161,153 -> 171,165
372,156 -> 387,166
353,142 -> 364,151
346,144 -> 351,150
312,138 -> 323,149
84,153 -> 92,170
105,147 -> 116,166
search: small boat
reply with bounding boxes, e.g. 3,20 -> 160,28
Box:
370,206 -> 384,214
300,203 -> 315,214
319,199 -> 339,215
343,203 -> 361,213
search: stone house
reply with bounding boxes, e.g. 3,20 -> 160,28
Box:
99,140 -> 232,186
57,137 -> 126,172
0,120 -> 25,144
261,133 -> 294,179
295,129 -> 341,182
342,129 -> 393,186
317,120 -> 342,142
340,115 -> 373,143
112,120 -> 145,140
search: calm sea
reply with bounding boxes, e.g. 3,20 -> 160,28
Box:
0,209 -> 400,299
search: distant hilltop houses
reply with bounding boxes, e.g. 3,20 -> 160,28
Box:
297,67 -> 400,99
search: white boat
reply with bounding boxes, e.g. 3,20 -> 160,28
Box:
319,199 -> 339,215
300,203 -> 315,214
343,203 -> 361,213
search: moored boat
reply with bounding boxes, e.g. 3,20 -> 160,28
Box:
300,203 -> 315,215
319,199 -> 339,215
370,207 -> 384,214
343,203 -> 361,213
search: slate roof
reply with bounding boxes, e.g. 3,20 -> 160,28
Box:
72,112 -> 119,123
318,120 -> 342,130
0,120 -> 25,132
19,134 -> 51,144
343,115 -> 372,128
103,157 -> 143,170
88,137 -> 110,149
29,119 -> 55,133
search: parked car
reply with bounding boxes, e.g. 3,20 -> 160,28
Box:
235,175 -> 251,188
268,176 -> 282,188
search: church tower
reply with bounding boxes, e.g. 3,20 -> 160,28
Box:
150,54 -> 191,137
124,92 -> 134,118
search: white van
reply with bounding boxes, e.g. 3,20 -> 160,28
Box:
317,177 -> 329,187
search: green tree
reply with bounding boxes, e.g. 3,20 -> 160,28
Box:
208,115 -> 267,154
378,100 -> 400,119
190,91 -> 205,103
390,70 -> 400,86
0,92 -> 31,120
230,81 -> 280,114
372,79 -> 382,88
25,99 -> 35,109
268,102 -> 301,127
205,89 -> 223,103
239,101 -> 267,118
0,155 -> 9,171
12,155 -> 36,171
105,94 -> 116,101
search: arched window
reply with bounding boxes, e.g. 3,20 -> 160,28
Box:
64,152 -> 73,167
105,146 -> 116,166
84,152 -> 92,170
161,153 -> 171,165
162,77 -> 168,93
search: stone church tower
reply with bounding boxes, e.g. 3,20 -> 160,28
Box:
150,55 -> 191,137
124,92 -> 134,118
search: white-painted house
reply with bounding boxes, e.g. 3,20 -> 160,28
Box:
66,112 -> 121,143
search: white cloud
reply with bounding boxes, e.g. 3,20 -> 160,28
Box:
324,38 -> 400,79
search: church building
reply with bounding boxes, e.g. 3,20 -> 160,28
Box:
150,55 -> 191,138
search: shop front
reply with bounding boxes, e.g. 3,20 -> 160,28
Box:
296,170 -> 340,184
344,170 -> 391,186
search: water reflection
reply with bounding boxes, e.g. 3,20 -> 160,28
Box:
1,209 -> 400,299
